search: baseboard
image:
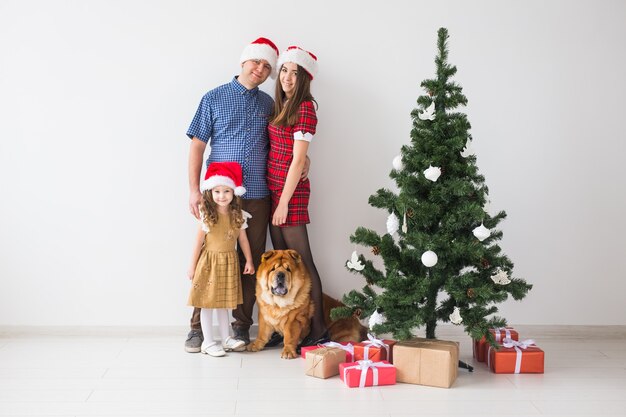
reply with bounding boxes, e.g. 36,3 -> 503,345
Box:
1,324 -> 625,338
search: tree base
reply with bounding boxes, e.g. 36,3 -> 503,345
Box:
458,360 -> 474,372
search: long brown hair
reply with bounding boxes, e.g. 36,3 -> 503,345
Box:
199,190 -> 244,234
270,64 -> 317,127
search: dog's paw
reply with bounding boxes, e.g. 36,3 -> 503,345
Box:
246,340 -> 265,352
280,346 -> 298,359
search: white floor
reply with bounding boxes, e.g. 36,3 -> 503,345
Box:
1,325 -> 625,417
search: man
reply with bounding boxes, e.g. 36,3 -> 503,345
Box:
184,37 -> 279,352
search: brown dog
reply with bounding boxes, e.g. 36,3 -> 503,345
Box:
246,249 -> 367,359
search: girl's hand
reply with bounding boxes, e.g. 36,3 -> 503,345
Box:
187,266 -> 196,281
243,261 -> 255,275
272,203 -> 288,226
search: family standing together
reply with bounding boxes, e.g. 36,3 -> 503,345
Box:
184,37 -> 329,357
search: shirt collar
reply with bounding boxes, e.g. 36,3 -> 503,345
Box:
232,76 -> 259,96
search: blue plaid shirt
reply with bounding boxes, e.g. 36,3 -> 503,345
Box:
187,77 -> 274,199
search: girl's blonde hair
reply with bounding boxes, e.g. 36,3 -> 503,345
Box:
199,189 -> 244,233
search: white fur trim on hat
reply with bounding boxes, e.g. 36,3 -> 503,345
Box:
201,175 -> 246,196
277,46 -> 318,79
240,38 -> 279,78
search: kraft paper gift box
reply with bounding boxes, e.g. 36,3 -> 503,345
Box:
487,338 -> 544,374
305,347 -> 346,379
473,327 -> 519,362
392,338 -> 459,388
339,360 -> 396,388
353,334 -> 396,362
301,342 -> 354,362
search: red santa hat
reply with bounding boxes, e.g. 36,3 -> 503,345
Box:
201,161 -> 246,196
277,46 -> 318,80
240,37 -> 279,77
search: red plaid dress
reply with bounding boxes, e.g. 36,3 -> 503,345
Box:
267,100 -> 317,226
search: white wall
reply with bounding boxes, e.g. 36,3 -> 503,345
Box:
1,0 -> 625,326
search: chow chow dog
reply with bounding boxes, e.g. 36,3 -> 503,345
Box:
246,249 -> 367,359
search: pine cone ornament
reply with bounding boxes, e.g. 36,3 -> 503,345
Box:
406,208 -> 414,218
371,246 -> 381,255
467,288 -> 475,298
480,258 -> 490,268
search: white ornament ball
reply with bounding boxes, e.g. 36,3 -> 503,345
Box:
392,155 -> 404,171
472,223 -> 491,241
423,165 -> 442,182
421,250 -> 438,267
449,307 -> 463,325
387,213 -> 400,235
368,310 -> 386,330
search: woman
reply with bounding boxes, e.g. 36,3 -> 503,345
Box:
267,46 -> 329,350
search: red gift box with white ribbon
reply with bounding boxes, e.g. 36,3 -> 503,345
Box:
353,334 -> 396,362
339,359 -> 396,388
487,338 -> 544,374
473,327 -> 519,362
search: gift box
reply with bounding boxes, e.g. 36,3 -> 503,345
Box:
305,347 -> 347,379
339,360 -> 396,388
392,338 -> 459,388
353,334 -> 396,362
487,338 -> 544,374
473,327 -> 519,362
301,342 -> 354,362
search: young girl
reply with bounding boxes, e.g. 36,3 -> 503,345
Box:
187,161 -> 255,357
267,46 -> 329,352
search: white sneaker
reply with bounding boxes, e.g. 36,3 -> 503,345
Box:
222,336 -> 246,352
201,342 -> 225,357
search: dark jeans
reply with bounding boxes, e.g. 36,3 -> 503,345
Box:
190,196 -> 270,331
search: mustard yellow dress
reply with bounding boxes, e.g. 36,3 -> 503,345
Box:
187,212 -> 245,309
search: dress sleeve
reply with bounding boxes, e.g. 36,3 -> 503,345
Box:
240,210 -> 252,230
293,101 -> 317,142
199,206 -> 210,233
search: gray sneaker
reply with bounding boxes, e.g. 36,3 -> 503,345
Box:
232,327 -> 250,345
185,329 -> 204,353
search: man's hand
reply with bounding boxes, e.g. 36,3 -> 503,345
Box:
189,190 -> 202,219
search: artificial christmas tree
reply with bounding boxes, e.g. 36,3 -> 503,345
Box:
334,28 -> 532,348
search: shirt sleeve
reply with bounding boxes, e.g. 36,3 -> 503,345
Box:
186,92 -> 214,143
293,101 -> 317,142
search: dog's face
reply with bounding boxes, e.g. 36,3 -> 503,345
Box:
257,249 -> 310,306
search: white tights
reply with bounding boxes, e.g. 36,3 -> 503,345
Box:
200,308 -> 232,345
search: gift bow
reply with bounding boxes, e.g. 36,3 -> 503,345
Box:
488,338 -> 536,374
343,359 -> 394,388
492,327 -> 514,342
321,341 -> 354,356
362,333 -> 389,359
502,338 -> 535,350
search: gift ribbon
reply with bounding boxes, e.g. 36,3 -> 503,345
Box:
362,333 -> 389,360
342,359 -> 394,387
492,327 -> 513,343
321,341 -> 354,358
488,338 -> 536,373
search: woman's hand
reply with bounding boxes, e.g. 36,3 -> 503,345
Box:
243,260 -> 255,275
272,203 -> 288,226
